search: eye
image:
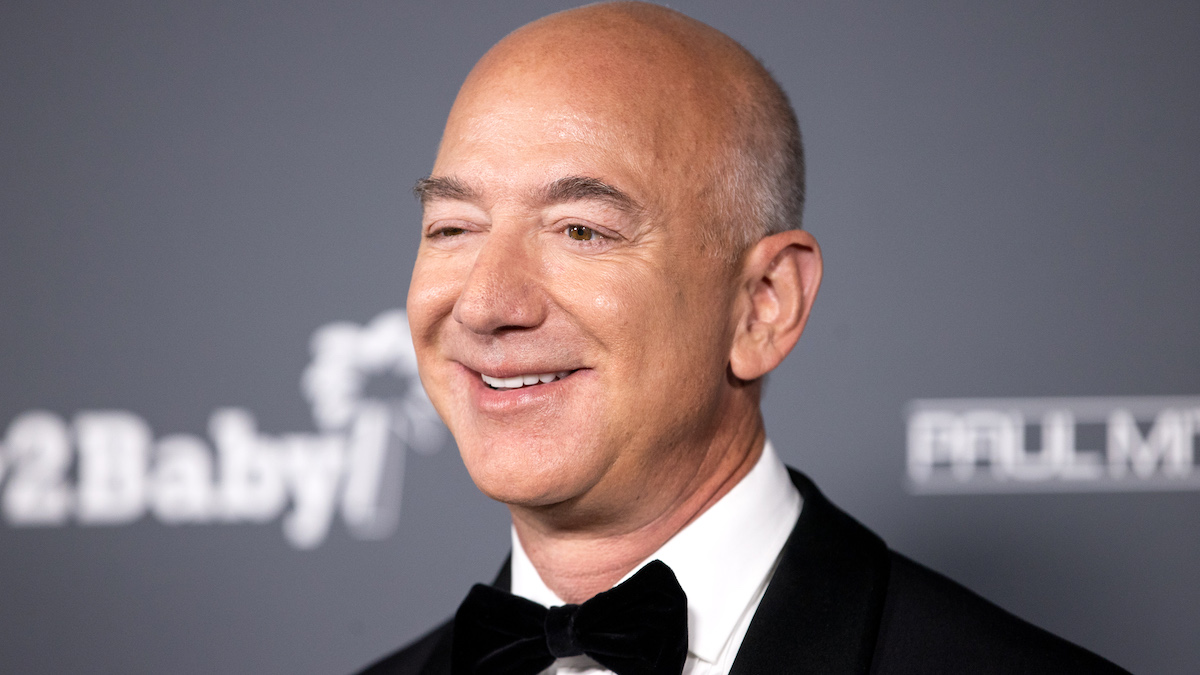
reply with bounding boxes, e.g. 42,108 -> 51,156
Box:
567,224 -> 595,241
426,223 -> 468,238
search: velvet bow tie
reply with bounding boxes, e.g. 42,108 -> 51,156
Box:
451,559 -> 689,675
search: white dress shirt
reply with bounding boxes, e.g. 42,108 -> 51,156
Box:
510,440 -> 802,675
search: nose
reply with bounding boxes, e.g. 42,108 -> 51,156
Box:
452,227 -> 548,334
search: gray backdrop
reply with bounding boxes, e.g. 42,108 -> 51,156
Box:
2,1 -> 1197,673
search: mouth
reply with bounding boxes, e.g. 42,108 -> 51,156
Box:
479,370 -> 577,391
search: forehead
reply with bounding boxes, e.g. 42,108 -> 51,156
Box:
434,107 -> 647,220
436,79 -> 664,187
438,100 -> 637,165
432,44 -> 735,199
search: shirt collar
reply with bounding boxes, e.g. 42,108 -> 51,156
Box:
511,440 -> 802,664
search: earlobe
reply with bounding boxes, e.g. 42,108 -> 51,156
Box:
729,230 -> 823,381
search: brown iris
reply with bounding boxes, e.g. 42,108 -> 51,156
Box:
567,224 -> 595,241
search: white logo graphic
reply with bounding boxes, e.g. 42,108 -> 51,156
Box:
0,309 -> 445,548
907,396 -> 1200,493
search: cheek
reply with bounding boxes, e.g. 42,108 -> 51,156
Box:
546,250 -> 731,378
592,292 -> 619,312
407,255 -> 465,339
633,270 -> 736,393
563,264 -> 695,383
568,264 -> 664,345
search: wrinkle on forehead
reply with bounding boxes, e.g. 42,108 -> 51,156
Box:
452,108 -> 611,148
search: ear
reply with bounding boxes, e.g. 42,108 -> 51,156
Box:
729,229 -> 823,381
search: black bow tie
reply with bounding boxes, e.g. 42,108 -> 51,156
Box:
451,559 -> 688,675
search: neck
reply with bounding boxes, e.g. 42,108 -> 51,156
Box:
510,410 -> 766,604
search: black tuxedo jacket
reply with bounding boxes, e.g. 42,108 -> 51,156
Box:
358,469 -> 1128,674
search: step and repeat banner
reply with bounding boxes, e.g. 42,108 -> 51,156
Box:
2,2 -> 1196,673
1,309 -> 442,549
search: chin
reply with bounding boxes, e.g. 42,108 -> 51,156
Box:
456,433 -> 606,508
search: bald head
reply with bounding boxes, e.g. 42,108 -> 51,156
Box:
433,1 -> 804,260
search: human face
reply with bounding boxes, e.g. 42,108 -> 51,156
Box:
407,72 -> 743,520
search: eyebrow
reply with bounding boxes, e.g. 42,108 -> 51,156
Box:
413,174 -> 642,215
413,175 -> 478,205
539,176 -> 643,215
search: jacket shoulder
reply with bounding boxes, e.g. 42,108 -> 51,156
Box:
353,619 -> 452,675
871,552 -> 1128,674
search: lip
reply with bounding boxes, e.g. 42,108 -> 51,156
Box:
453,361 -> 590,414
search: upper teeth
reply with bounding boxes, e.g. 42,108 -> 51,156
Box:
481,371 -> 571,389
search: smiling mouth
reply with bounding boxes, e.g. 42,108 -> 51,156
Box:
480,370 -> 575,390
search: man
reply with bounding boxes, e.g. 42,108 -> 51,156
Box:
360,3 -> 1126,673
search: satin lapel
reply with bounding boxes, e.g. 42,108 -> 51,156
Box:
493,557 -> 512,591
417,558 -> 513,675
728,469 -> 890,675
